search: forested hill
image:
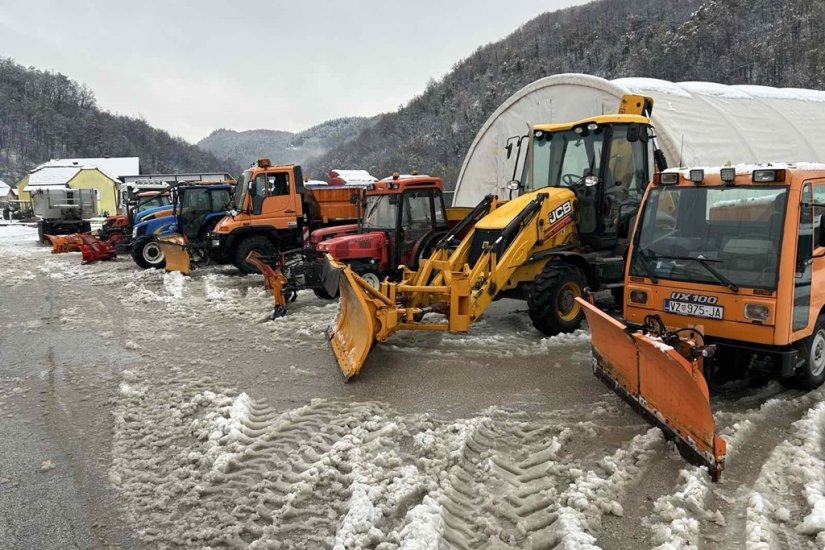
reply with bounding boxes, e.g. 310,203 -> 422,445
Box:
0,58 -> 237,184
307,0 -> 825,186
198,116 -> 376,171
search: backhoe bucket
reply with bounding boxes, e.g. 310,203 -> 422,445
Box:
327,259 -> 392,381
157,236 -> 191,275
577,298 -> 726,480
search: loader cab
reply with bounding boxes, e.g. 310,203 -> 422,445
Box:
360,176 -> 449,271
526,116 -> 656,250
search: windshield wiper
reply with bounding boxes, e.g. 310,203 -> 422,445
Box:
656,254 -> 739,293
635,248 -> 658,283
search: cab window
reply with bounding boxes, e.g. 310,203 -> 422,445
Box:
267,173 -> 290,196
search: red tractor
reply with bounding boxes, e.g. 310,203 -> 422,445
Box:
311,174 -> 450,288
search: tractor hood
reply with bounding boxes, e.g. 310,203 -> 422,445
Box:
315,231 -> 387,262
310,224 -> 359,248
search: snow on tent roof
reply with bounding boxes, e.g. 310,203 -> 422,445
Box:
36,157 -> 139,178
453,74 -> 825,206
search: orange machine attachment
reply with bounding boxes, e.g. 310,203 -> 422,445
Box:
576,297 -> 727,480
46,233 -> 85,254
245,251 -> 290,319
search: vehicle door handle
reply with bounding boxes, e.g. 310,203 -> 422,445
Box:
285,209 -> 296,213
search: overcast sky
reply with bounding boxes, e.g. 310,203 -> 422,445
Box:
1,0 -> 589,143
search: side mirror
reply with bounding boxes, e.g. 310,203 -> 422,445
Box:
584,175 -> 599,188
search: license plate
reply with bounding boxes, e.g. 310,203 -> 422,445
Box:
663,300 -> 723,319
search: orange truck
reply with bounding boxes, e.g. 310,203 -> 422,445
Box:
161,159 -> 366,274
578,163 -> 825,479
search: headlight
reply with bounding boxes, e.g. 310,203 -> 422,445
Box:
629,290 -> 648,304
131,226 -> 138,238
744,303 -> 770,321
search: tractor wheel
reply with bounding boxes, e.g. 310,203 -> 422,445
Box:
132,236 -> 166,269
37,221 -> 46,244
528,263 -> 588,336
353,263 -> 381,290
786,316 -> 825,390
232,236 -> 277,275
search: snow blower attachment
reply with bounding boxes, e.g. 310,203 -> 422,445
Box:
577,297 -> 726,480
46,233 -> 85,254
45,233 -> 116,263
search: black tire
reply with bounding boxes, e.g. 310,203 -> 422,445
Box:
37,221 -> 46,244
527,262 -> 588,336
313,287 -> 334,299
611,287 -> 624,311
352,263 -> 381,290
132,236 -> 166,269
232,236 -> 277,275
786,316 -> 825,390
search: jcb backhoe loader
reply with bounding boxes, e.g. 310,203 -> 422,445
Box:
578,163 -> 825,480
328,95 -> 668,379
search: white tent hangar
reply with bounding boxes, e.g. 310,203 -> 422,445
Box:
453,73 -> 825,206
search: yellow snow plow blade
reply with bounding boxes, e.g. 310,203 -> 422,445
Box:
157,235 -> 191,275
327,259 -> 397,380
577,298 -> 727,480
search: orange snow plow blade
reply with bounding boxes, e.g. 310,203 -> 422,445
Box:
327,259 -> 395,381
157,236 -> 191,275
46,233 -> 84,254
577,298 -> 726,480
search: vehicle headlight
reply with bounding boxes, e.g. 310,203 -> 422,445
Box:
629,289 -> 648,304
744,303 -> 770,321
131,226 -> 138,238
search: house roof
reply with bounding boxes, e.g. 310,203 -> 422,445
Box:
27,167 -> 81,188
36,157 -> 140,178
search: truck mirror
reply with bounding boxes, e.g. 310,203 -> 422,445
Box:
350,192 -> 359,204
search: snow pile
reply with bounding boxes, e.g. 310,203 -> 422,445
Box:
647,468 -> 723,549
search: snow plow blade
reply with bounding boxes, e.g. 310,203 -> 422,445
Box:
577,298 -> 726,480
327,258 -> 395,381
157,236 -> 191,275
46,233 -> 84,254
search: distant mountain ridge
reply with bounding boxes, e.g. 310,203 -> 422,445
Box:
0,57 -> 236,184
304,0 -> 825,187
197,116 -> 377,171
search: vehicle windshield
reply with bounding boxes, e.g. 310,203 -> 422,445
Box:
631,185 -> 788,290
136,195 -> 170,213
530,128 -> 604,191
233,170 -> 251,210
362,194 -> 397,229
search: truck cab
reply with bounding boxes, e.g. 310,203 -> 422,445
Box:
313,175 -> 449,286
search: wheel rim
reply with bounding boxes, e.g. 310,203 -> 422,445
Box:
810,330 -> 825,377
557,281 -> 582,322
143,242 -> 164,265
361,272 -> 381,289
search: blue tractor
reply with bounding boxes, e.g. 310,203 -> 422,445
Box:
131,182 -> 234,269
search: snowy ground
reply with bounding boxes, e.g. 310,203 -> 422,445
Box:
1,225 -> 824,549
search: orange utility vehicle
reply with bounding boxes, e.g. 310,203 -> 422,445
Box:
578,163 -> 825,480
160,160 -> 363,274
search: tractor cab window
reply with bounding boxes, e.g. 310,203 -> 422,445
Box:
433,192 -> 447,226
362,194 -> 397,229
793,183 -> 825,330
252,174 -> 266,214
267,173 -> 290,196
210,188 -> 231,211
180,189 -> 213,237
400,190 -> 436,262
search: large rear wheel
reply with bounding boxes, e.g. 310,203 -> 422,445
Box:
132,236 -> 166,269
232,236 -> 277,275
528,263 -> 587,336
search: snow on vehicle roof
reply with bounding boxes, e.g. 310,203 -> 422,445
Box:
454,74 -> 825,207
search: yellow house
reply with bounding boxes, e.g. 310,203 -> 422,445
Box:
23,157 -> 140,216
68,168 -> 118,215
